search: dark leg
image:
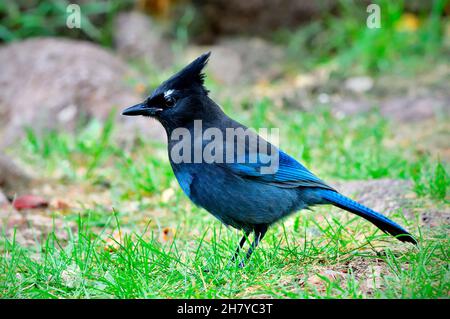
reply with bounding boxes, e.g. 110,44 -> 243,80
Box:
229,230 -> 250,263
239,225 -> 268,268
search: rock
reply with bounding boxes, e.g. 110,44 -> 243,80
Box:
0,153 -> 34,196
203,45 -> 242,86
0,37 -> 165,147
344,76 -> 374,93
189,37 -> 285,85
113,11 -> 174,69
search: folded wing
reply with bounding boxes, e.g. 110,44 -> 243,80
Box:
220,150 -> 335,191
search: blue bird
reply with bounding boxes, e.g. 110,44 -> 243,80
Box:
122,52 -> 417,266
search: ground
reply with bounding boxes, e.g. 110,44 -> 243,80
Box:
1,101 -> 448,298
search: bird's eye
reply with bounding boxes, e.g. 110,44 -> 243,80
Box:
165,96 -> 176,108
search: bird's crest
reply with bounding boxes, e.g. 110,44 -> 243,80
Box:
163,52 -> 211,94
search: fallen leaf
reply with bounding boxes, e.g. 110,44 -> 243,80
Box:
50,198 -> 71,210
13,195 -> 48,210
159,227 -> 175,243
104,229 -> 132,251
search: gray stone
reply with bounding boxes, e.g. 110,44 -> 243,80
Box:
344,76 -> 374,93
189,37 -> 285,86
0,37 -> 165,148
113,11 -> 174,69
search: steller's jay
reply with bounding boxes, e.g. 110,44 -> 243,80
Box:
122,52 -> 417,266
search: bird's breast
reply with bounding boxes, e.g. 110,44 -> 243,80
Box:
169,162 -> 304,229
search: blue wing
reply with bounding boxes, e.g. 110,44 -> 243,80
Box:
220,149 -> 335,191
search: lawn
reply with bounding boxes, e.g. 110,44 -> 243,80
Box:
1,103 -> 448,298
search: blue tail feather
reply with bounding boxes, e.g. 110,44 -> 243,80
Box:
318,189 -> 417,244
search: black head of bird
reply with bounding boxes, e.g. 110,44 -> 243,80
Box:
122,52 -> 216,133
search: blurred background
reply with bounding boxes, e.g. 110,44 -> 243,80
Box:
0,0 -> 449,298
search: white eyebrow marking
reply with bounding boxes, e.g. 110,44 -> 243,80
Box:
164,89 -> 174,98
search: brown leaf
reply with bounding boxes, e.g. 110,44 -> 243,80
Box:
50,198 -> 71,210
13,195 -> 48,210
159,227 -> 175,243
104,229 -> 132,251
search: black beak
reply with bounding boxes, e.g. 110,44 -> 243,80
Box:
121,102 -> 147,116
122,102 -> 163,117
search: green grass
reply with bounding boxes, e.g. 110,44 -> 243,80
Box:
274,0 -> 449,76
411,160 -> 449,201
0,0 -> 133,45
1,211 -> 448,298
1,102 -> 449,298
